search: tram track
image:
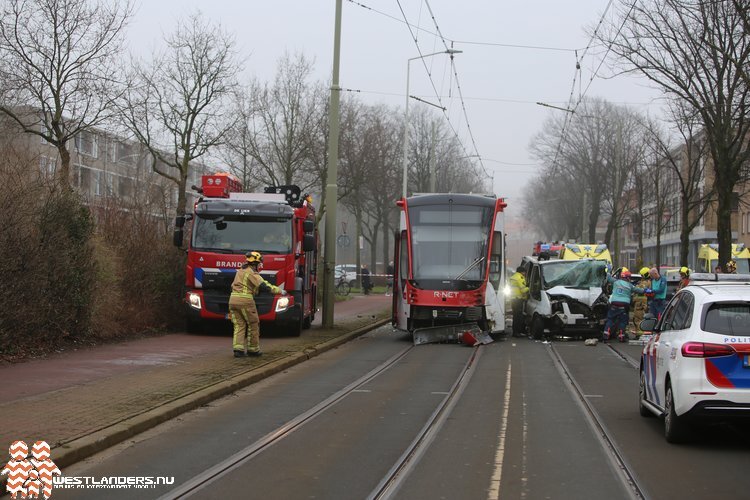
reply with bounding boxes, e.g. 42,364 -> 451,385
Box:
160,343 -> 481,499
547,343 -> 647,500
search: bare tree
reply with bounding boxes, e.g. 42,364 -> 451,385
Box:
243,52 -> 320,191
220,89 -> 262,192
120,13 -> 241,218
601,106 -> 646,260
644,103 -> 713,266
0,0 -> 132,187
530,98 -> 615,241
599,0 -> 750,269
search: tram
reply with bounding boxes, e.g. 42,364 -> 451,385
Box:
392,193 -> 507,338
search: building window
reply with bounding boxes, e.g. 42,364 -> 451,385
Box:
39,156 -> 56,177
75,131 -> 98,158
731,192 -> 740,212
91,169 -> 102,196
105,172 -> 117,196
113,141 -> 137,165
119,176 -> 134,199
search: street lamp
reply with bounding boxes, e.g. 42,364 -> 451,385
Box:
401,49 -> 462,198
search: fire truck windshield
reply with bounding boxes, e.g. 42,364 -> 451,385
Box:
192,215 -> 292,254
408,204 -> 493,282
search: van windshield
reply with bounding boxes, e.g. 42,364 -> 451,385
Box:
541,260 -> 607,289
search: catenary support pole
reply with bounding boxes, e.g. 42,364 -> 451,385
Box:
322,0 -> 342,328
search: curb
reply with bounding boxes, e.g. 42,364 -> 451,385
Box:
52,317 -> 391,468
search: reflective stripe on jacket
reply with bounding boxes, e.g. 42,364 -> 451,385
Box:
230,267 -> 281,300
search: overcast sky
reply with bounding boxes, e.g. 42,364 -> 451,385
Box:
129,0 -> 664,219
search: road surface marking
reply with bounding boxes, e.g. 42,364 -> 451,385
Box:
488,363 -> 512,500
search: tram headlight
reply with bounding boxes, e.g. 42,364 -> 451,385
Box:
503,284 -> 511,296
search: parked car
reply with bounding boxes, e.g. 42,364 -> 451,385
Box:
335,264 -> 358,287
639,273 -> 750,443
521,257 -> 609,339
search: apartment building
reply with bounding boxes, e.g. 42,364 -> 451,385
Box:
2,110 -> 205,217
630,143 -> 748,269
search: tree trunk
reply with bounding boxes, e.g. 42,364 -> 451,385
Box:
715,184 -> 733,270
679,193 -> 691,266
57,145 -> 72,189
636,183 -> 644,267
588,197 -> 602,242
382,218 -> 391,273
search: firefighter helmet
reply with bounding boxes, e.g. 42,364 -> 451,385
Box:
727,260 -> 737,273
246,251 -> 262,264
620,269 -> 631,279
680,266 -> 690,276
639,267 -> 650,277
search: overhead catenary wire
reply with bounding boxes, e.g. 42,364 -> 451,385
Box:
548,0 -> 621,174
423,0 -> 490,179
394,0 -> 480,178
347,0 -> 593,53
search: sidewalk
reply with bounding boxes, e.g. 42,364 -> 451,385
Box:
0,294 -> 391,468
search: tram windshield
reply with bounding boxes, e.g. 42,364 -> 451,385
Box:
408,203 -> 494,283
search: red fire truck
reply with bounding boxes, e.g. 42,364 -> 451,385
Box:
392,193 -> 507,342
174,174 -> 318,335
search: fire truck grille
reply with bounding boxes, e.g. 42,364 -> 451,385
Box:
202,291 -> 273,316
200,272 -> 234,291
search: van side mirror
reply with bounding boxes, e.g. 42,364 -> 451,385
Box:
303,220 -> 315,234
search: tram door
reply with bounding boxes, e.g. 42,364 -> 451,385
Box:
392,229 -> 409,331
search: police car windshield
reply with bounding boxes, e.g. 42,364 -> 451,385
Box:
542,260 -> 606,289
192,215 -> 292,254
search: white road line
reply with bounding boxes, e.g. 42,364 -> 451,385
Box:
488,363 -> 512,500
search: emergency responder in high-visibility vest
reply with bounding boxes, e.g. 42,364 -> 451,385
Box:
604,268 -> 649,342
647,267 -> 668,319
509,266 -> 529,337
677,266 -> 690,290
229,251 -> 285,358
631,267 -> 651,336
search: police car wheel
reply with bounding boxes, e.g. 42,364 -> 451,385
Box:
664,383 -> 690,443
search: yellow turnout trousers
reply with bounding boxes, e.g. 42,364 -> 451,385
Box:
229,297 -> 260,353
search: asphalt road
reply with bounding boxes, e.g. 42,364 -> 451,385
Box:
57,332 -> 750,500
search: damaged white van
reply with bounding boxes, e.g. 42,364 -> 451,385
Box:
522,257 -> 609,339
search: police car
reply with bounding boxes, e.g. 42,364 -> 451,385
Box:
639,273 -> 750,443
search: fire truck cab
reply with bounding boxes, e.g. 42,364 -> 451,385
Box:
175,174 -> 318,335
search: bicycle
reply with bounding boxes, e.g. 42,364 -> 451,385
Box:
335,273 -> 351,296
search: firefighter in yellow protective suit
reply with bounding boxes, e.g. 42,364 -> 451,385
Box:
509,266 -> 529,337
229,251 -> 285,358
631,266 -> 651,337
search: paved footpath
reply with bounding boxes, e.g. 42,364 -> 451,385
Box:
0,295 -> 391,467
